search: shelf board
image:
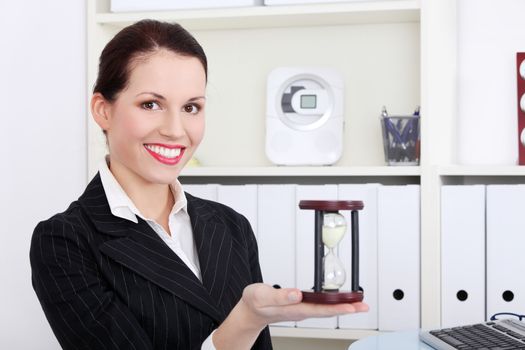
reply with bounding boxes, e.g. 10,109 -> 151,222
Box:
179,166 -> 420,177
439,165 -> 525,176
96,0 -> 420,30
269,326 -> 379,340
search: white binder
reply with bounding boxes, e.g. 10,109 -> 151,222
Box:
182,184 -> 218,202
337,184 -> 379,330
486,185 -> 525,320
295,184 -> 339,329
217,185 -> 258,237
441,185 -> 486,327
377,185 -> 420,331
257,185 -> 296,327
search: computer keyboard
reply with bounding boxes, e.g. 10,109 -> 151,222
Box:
419,319 -> 525,349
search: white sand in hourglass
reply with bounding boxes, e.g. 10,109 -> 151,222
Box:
322,225 -> 346,248
322,220 -> 347,290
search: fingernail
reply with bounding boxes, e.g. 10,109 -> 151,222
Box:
288,291 -> 299,302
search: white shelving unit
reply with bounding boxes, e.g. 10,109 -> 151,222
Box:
439,165 -> 525,177
269,326 -> 378,340
180,165 -> 421,177
438,166 -> 525,188
86,0 -> 481,345
95,1 -> 420,29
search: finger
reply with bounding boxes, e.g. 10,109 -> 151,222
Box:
309,302 -> 369,316
350,302 -> 369,313
245,284 -> 303,307
264,287 -> 303,306
306,301 -> 368,314
326,302 -> 369,314
279,301 -> 359,320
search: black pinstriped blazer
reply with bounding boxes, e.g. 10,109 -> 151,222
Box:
30,174 -> 272,350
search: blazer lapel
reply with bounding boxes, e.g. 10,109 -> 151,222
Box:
78,174 -> 223,323
187,195 -> 233,309
99,222 -> 223,323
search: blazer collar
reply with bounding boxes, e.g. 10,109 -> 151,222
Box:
77,174 -> 137,236
77,174 -> 233,323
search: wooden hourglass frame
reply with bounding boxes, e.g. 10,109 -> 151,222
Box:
299,200 -> 364,304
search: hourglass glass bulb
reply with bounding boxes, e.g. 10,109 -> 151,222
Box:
322,212 -> 347,290
323,250 -> 346,290
322,212 -> 346,248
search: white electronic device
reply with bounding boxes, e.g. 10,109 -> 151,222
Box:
266,67 -> 344,165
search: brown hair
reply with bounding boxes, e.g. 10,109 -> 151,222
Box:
93,19 -> 207,102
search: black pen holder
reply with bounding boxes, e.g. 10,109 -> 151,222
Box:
381,115 -> 420,166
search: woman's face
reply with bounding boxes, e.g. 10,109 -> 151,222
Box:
100,50 -> 206,185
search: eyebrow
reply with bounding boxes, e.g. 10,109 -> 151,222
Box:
135,92 -> 206,102
136,92 -> 166,100
188,96 -> 206,102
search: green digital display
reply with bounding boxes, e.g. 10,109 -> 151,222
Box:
301,94 -> 317,109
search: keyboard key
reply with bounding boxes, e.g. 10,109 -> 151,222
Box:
440,335 -> 465,347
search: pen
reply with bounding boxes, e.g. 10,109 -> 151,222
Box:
381,106 -> 388,118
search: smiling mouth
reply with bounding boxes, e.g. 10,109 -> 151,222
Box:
144,144 -> 185,165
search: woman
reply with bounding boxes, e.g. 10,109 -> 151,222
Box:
30,19 -> 367,350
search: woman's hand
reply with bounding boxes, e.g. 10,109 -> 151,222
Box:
240,283 -> 369,328
212,283 -> 368,350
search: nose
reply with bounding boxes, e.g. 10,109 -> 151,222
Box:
159,110 -> 186,139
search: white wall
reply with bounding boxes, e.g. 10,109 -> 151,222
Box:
457,0 -> 525,165
0,1 -> 86,348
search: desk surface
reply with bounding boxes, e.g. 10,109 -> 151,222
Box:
349,331 -> 435,350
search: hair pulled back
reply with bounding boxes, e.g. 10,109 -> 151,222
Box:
93,19 -> 207,102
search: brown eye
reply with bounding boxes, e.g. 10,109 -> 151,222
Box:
142,101 -> 160,110
183,104 -> 199,114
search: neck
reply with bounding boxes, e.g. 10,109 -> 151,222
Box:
108,158 -> 174,223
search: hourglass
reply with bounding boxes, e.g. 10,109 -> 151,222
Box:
299,200 -> 364,304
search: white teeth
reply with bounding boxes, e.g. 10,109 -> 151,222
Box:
145,144 -> 182,159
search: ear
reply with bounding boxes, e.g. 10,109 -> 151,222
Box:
91,92 -> 112,131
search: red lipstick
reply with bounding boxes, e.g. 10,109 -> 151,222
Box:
144,144 -> 185,166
